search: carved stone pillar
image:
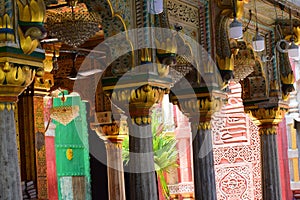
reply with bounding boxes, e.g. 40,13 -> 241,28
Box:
106,141 -> 126,200
101,84 -> 167,200
0,0 -> 46,198
173,91 -> 225,200
127,121 -> 158,200
93,113 -> 128,200
126,85 -> 166,200
0,103 -> 22,199
247,106 -> 288,200
190,121 -> 216,200
0,56 -> 45,200
0,60 -> 45,199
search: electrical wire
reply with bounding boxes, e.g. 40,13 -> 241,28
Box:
254,0 -> 258,32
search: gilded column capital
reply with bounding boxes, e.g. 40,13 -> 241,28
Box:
198,122 -> 211,130
110,84 -> 168,126
92,112 -> 128,143
0,61 -> 43,102
258,126 -> 277,136
190,119 -> 211,131
245,106 -> 288,126
0,103 -> 16,111
129,85 -> 167,125
245,104 -> 288,135
174,90 -> 226,125
92,122 -> 127,143
34,72 -> 54,96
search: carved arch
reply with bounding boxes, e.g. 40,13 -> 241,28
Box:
84,0 -> 134,76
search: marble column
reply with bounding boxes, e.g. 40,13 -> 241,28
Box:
0,0 -> 45,198
126,85 -> 166,200
128,123 -> 158,200
105,141 -> 126,200
175,90 -> 226,200
0,72 -> 44,199
0,62 -> 45,199
93,116 -> 127,200
247,106 -> 288,200
259,126 -> 281,200
107,84 -> 168,199
0,105 -> 22,199
174,92 -> 224,200
190,122 -> 216,200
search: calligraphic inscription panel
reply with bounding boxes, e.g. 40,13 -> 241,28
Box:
212,82 -> 262,200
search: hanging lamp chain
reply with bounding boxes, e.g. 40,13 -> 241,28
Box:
290,8 -> 294,42
232,0 -> 237,18
254,0 -> 259,33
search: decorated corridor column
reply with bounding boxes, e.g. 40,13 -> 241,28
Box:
0,100 -> 22,199
0,0 -> 46,198
171,90 -> 226,200
127,85 -> 167,200
93,112 -> 128,200
246,105 -> 288,200
105,83 -> 169,200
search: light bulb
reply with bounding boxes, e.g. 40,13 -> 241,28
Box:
147,0 -> 163,14
229,18 -> 243,39
252,33 -> 265,52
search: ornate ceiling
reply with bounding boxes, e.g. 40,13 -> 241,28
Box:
43,1 -> 104,92
43,0 -> 300,92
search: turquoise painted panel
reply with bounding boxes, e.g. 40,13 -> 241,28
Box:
56,147 -> 85,176
53,92 -> 91,200
55,120 -> 86,146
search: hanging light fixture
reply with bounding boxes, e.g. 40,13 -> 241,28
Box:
252,0 -> 265,52
288,9 -> 299,58
147,0 -> 163,14
252,33 -> 265,51
229,0 -> 243,39
46,0 -> 101,47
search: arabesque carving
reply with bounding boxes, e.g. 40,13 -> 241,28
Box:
241,58 -> 267,100
233,41 -> 255,82
167,0 -> 199,27
212,82 -> 262,199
